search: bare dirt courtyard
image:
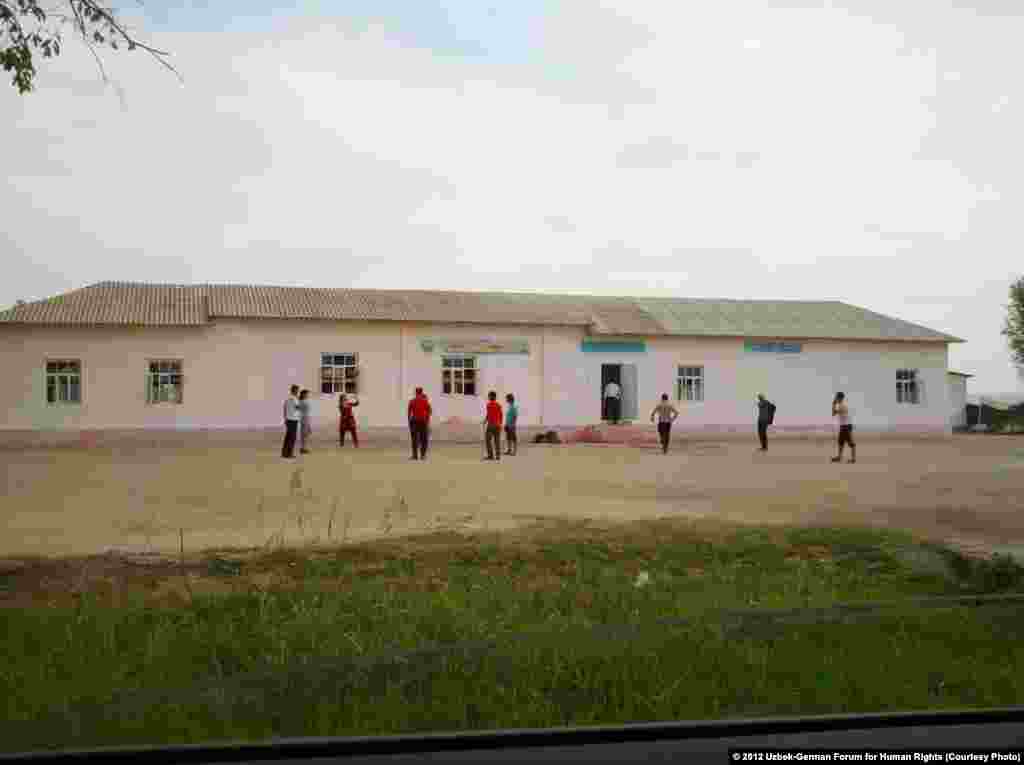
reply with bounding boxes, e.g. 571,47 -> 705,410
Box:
2,435 -> 1024,561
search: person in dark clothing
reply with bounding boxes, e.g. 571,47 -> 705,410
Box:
407,387 -> 432,460
282,384 -> 301,459
756,393 -> 775,451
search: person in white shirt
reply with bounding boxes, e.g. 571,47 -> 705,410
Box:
604,380 -> 622,424
282,385 -> 301,459
831,391 -> 856,464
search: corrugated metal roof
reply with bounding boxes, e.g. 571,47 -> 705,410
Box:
0,281 -> 965,342
637,298 -> 963,342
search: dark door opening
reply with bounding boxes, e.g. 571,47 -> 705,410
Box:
601,364 -> 622,421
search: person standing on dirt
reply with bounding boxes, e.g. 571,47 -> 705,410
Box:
756,393 -> 776,452
483,391 -> 503,461
604,379 -> 622,424
338,393 -> 360,448
407,387 -> 432,460
650,394 -> 679,455
831,392 -> 856,463
297,389 -> 313,454
282,384 -> 301,459
504,393 -> 519,456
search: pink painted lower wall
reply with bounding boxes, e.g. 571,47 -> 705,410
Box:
0,319 -> 955,443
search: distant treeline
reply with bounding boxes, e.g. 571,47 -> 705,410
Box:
963,402 -> 1024,432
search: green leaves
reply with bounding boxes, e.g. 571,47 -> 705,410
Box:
1,0 -> 176,93
0,43 -> 34,93
1003,276 -> 1024,367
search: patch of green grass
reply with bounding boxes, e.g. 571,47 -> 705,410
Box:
204,557 -> 244,578
2,521 -> 1023,753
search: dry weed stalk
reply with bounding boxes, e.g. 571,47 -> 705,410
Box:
327,497 -> 339,541
72,558 -> 91,600
179,528 -> 194,603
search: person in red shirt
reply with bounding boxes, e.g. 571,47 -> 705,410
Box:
338,393 -> 359,448
407,387 -> 432,460
483,390 -> 503,461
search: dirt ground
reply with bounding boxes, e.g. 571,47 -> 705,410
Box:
2,435 -> 1024,562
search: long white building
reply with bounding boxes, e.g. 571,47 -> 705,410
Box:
0,282 -> 965,441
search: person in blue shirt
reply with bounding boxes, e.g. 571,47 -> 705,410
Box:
504,393 -> 519,456
298,389 -> 313,454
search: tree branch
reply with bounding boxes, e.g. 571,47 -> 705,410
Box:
4,0 -> 183,92
66,0 -> 182,84
67,0 -> 106,84
82,0 -> 184,84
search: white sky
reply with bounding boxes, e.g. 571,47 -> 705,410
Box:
2,0 -> 1022,394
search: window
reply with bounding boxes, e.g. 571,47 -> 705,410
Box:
896,368 -> 920,404
45,359 -> 82,404
321,353 -> 359,395
676,365 -> 704,402
147,360 -> 184,404
442,355 -> 477,396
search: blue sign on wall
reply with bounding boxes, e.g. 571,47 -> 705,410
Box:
581,340 -> 647,353
744,341 -> 802,353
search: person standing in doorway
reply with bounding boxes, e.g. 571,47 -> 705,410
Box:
756,393 -> 776,451
407,387 -> 432,460
338,393 -> 360,448
831,392 -> 856,463
483,391 -> 503,461
504,393 -> 519,456
298,389 -> 313,454
282,384 -> 301,459
650,394 -> 680,454
604,379 -> 622,424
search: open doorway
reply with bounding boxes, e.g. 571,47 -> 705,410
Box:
601,364 -> 621,421
600,364 -> 638,422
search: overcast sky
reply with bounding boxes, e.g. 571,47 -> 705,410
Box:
3,0 -> 1022,395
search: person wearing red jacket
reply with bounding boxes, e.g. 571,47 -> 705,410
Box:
338,393 -> 359,448
407,387 -> 432,460
483,390 -> 503,461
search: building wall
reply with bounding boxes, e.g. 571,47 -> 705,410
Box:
0,320 -> 554,431
0,320 -> 410,431
551,335 -> 951,433
948,375 -> 969,428
0,320 -> 952,435
400,322 -> 545,427
0,324 -> 223,431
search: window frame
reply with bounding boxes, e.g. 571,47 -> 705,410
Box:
896,368 -> 920,405
44,358 -> 83,406
145,358 -> 185,405
320,353 -> 360,396
441,354 -> 479,397
675,364 -> 704,403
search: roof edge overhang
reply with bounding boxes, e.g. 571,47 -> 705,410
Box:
0,318 -> 964,342
209,314 -> 592,328
0,320 -> 212,328
588,332 -> 958,343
